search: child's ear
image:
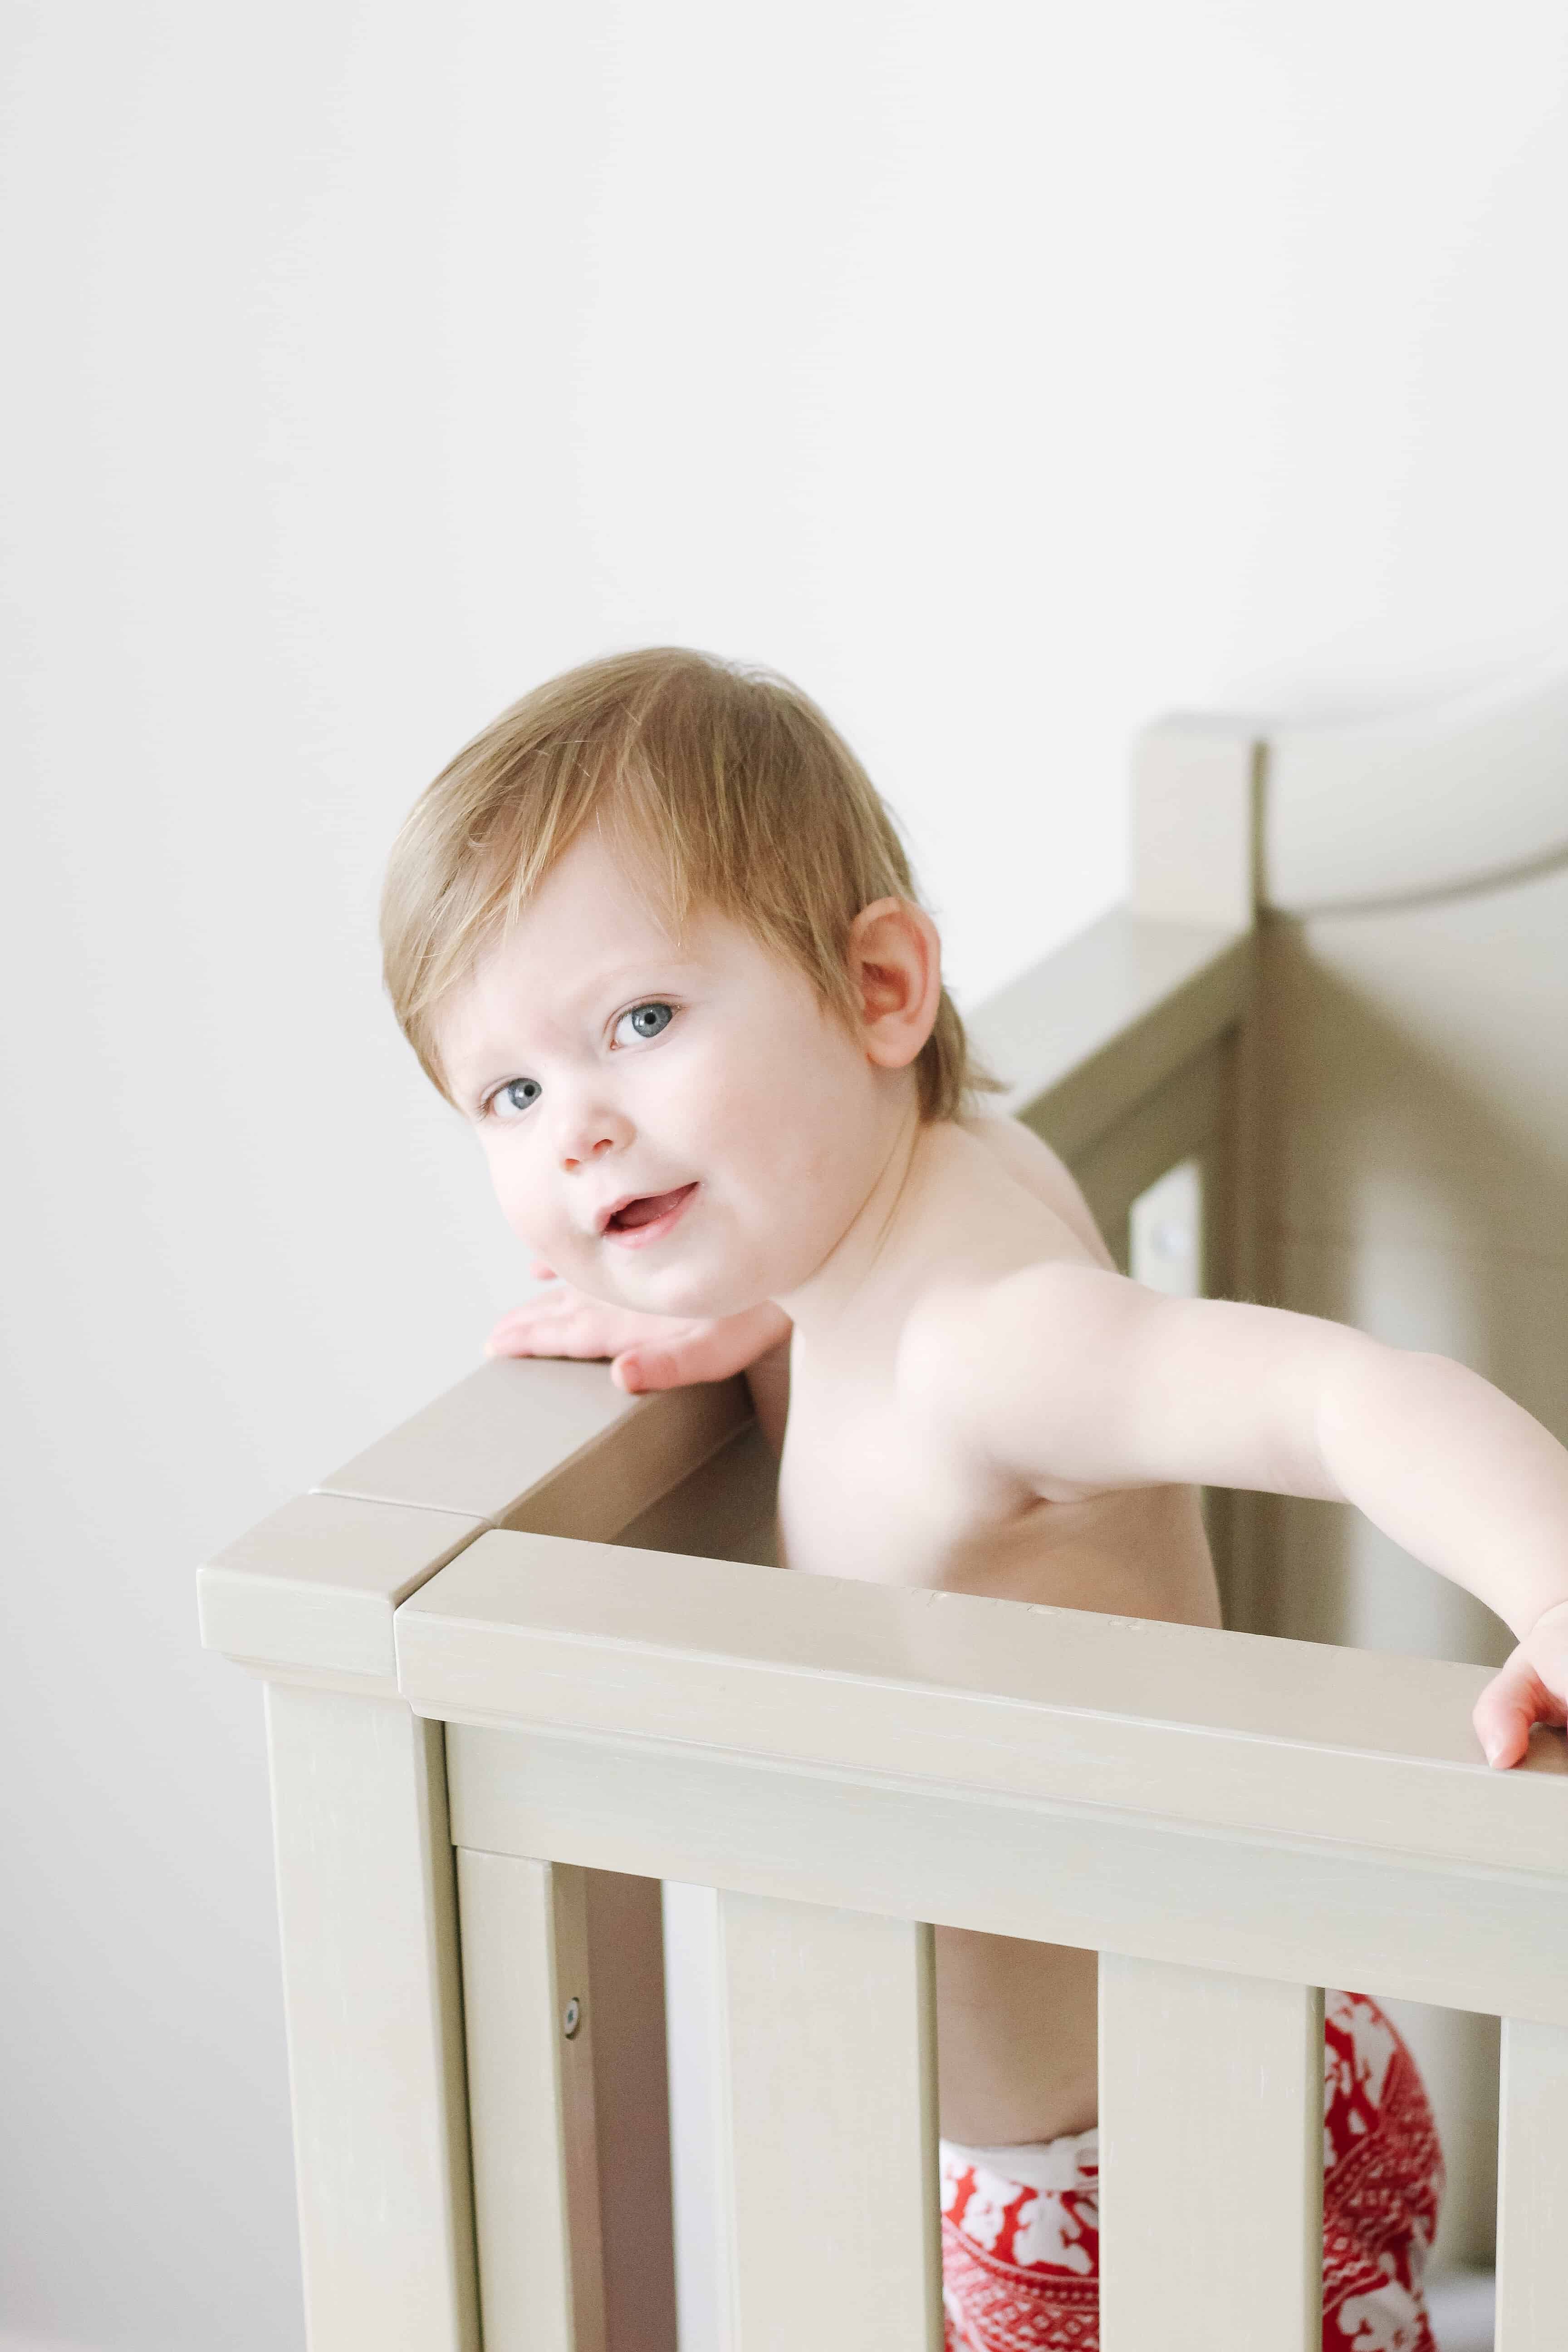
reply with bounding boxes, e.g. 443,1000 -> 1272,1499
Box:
846,897 -> 943,1073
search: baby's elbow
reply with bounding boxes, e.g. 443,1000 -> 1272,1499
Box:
1313,1333 -> 1473,1478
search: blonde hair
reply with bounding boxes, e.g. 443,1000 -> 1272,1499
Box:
381,646 -> 1002,1121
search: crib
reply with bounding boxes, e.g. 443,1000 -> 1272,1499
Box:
200,679 -> 1568,2351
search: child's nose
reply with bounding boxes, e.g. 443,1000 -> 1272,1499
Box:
559,1108 -> 632,1171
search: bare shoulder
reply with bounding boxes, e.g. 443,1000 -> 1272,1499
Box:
904,1255 -> 1132,1368
959,1115 -> 1117,1272
895,1254 -> 1135,1441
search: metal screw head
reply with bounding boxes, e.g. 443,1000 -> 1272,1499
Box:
563,1996 -> 582,2040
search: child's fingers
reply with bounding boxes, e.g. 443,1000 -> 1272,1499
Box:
485,1307 -> 545,1354
485,1301 -> 582,1356
1472,1650 -> 1555,1768
485,1325 -> 544,1358
612,1343 -> 691,1393
613,1307 -> 785,1393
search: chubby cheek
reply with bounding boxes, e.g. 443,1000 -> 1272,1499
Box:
482,1143 -> 579,1273
678,1032 -> 865,1273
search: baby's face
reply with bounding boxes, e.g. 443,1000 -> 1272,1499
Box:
433,828 -> 892,1319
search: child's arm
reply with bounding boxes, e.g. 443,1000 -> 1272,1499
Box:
487,1269 -> 792,1451
916,1263 -> 1568,1768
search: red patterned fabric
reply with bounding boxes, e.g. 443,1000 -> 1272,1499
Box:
941,1989 -> 1443,2352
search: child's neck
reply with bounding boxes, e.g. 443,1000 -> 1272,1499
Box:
774,1096 -> 956,1352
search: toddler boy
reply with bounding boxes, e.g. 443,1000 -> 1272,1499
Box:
382,647 -> 1568,2349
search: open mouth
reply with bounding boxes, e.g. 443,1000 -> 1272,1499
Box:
603,1182 -> 699,1246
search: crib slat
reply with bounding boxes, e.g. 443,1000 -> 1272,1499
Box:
1495,2015 -> 1568,2349
456,1851 -> 605,2352
1099,1955 -> 1322,2351
716,1894 -> 941,2351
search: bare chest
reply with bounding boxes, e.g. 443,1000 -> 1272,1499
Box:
775,1357 -> 1220,1625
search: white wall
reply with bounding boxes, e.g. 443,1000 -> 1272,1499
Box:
2,4 -> 1566,2345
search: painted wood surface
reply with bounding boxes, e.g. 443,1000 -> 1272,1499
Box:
715,1894 -> 940,2352
198,1490 -> 481,1687
1072,1034 -> 1226,1274
1494,2016 -> 1568,2350
1099,1956 -> 1321,2350
1131,716 -> 1261,930
399,1530 -> 1568,1877
265,1684 -> 480,2352
446,1720 -> 1568,2029
456,1852 -> 604,2352
1263,668 -> 1568,913
967,907 -> 1250,1160
200,1369 -> 748,1688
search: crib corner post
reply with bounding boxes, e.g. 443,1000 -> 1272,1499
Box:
1130,714 -> 1263,934
264,1678 -> 481,2352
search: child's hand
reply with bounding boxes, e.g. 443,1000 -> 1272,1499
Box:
1472,1598 -> 1568,1768
486,1262 -> 789,1396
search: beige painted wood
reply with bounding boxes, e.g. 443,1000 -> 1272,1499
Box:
265,1684 -> 479,2352
1495,2016 -> 1568,2349
1264,666 -> 1568,913
456,1852 -> 604,2352
318,1355 -> 750,1534
1071,1036 -> 1226,1271
199,1490 -> 481,1686
614,1418 -> 778,1569
398,1531 -> 1568,1878
1132,716 -> 1262,930
1260,882 -> 1568,1273
715,1893 -> 940,2351
966,907 -> 1250,1161
447,1720 -> 1568,2028
201,1372 -> 751,1687
1099,1956 -> 1321,2350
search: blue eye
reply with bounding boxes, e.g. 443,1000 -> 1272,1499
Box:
615,1001 -> 675,1044
491,1077 -> 542,1119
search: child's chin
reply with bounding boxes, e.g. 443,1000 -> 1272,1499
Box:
628,1263 -> 766,1323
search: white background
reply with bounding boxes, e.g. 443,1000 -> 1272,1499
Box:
2,4 -> 1566,2346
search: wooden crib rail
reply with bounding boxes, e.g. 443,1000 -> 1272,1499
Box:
402,1529 -> 1568,2022
197,1363 -> 753,1691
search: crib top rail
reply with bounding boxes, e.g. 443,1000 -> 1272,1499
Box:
407,1528 -> 1568,2033
967,904 -> 1249,1156
398,1524 -> 1568,1877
